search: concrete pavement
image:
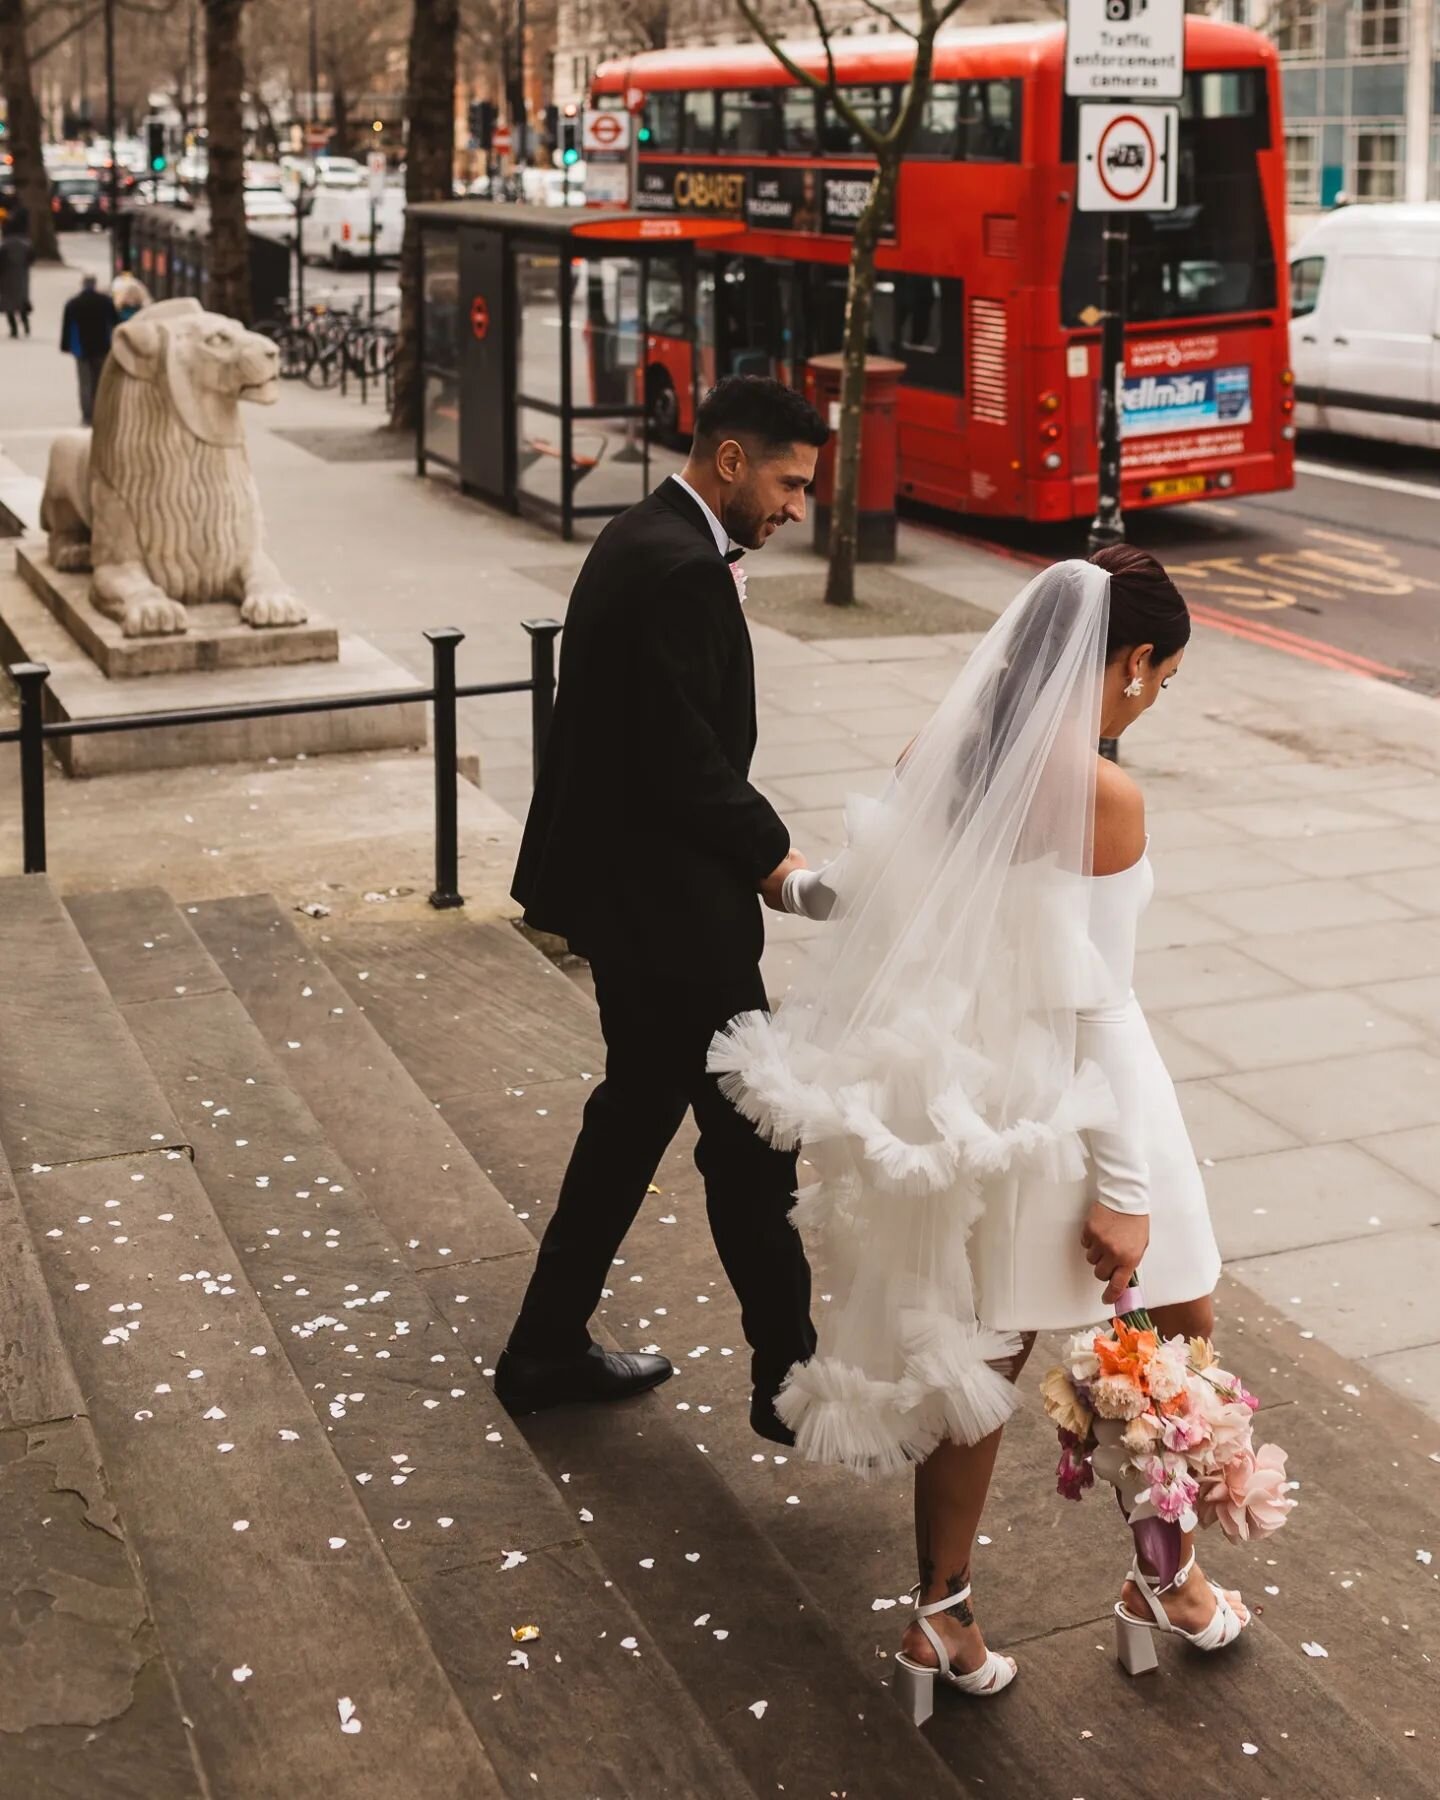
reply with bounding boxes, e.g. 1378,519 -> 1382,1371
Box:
3,240 -> 1439,1429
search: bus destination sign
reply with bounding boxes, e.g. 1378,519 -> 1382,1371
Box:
1065,0 -> 1184,101
635,162 -> 894,240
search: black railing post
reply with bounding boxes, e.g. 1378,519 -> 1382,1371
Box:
425,627 -> 465,911
522,619 -> 561,784
11,662 -> 50,874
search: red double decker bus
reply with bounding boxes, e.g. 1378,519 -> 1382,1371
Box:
591,18 -> 1294,522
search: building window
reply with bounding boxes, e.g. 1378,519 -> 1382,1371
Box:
1285,128 -> 1321,205
1349,0 -> 1405,58
1350,126 -> 1403,198
1272,0 -> 1321,59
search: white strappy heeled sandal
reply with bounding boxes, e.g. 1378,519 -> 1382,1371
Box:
1113,1550 -> 1249,1675
893,1584 -> 1017,1726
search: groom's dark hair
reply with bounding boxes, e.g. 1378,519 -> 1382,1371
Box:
694,375 -> 829,457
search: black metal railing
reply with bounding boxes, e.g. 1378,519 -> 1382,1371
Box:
1,619 -> 561,911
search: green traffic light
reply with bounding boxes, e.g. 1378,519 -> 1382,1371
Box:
638,126 -> 652,143
562,148 -> 579,166
151,156 -> 167,172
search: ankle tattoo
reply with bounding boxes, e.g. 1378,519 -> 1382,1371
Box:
945,1565 -> 974,1625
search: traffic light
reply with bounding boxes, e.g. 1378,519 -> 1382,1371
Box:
469,98 -> 497,150
560,103 -> 580,168
145,117 -> 167,174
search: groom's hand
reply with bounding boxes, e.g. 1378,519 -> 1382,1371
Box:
760,848 -> 807,912
1081,1203 -> 1151,1307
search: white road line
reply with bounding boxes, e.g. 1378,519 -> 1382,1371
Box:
1295,459 -> 1440,503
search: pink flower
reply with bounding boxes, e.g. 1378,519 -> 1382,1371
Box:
1199,1396 -> 1255,1465
1160,1408 -> 1211,1456
1056,1441 -> 1095,1502
1196,1443 -> 1296,1542
1122,1411 -> 1165,1456
1143,1337 -> 1188,1405
1141,1454 -> 1199,1524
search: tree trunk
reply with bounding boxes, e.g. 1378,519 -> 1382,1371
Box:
204,0 -> 250,319
330,76 -> 351,155
823,156 -> 898,608
389,0 -> 458,434
0,0 -> 61,262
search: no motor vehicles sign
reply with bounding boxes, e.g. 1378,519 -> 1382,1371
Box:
1077,103 -> 1178,212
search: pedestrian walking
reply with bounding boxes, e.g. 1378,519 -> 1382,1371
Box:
59,273 -> 118,424
112,269 -> 153,322
496,376 -> 830,1441
0,218 -> 33,339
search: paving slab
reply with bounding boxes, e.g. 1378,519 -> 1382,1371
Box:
1359,1124 -> 1440,1195
1134,942 -> 1299,1011
1216,1047 -> 1440,1143
1228,1227 -> 1440,1360
1201,1142 -> 1440,1259
1263,826 -> 1440,880
1144,840 -> 1311,897
1174,1080 -> 1300,1160
1362,867 -> 1440,912
1363,1342 -> 1440,1424
1356,974 -> 1440,1031
1238,918 -> 1440,988
1190,875 -> 1415,936
1168,989 -> 1421,1071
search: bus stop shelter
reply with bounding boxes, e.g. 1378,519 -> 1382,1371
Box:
411,202 -> 739,539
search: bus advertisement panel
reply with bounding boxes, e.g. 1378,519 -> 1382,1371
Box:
592,18 -> 1293,524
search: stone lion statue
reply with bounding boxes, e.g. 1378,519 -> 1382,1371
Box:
41,296 -> 306,638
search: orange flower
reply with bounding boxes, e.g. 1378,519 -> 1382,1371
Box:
1093,1320 -> 1159,1387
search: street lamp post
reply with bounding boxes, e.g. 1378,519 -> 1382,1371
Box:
103,0 -> 121,275
1086,216 -> 1128,555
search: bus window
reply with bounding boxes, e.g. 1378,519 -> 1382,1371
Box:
823,86 -> 898,154
720,89 -> 779,154
957,80 -> 1021,162
683,89 -> 718,153
911,84 -> 960,158
1290,255 -> 1324,319
780,86 -> 822,155
644,91 -> 683,153
873,273 -> 965,393
1061,69 -> 1276,325
647,256 -> 689,336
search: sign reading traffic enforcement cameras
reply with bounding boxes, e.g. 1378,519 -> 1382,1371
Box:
1077,103 -> 1178,212
1066,0 -> 1184,100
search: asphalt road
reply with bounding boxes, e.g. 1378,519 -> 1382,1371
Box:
926,435 -> 1440,697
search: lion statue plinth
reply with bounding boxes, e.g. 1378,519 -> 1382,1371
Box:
40,296 -> 307,639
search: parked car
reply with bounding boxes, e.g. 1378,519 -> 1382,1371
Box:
244,187 -> 298,242
51,173 -> 107,231
1289,203 -> 1440,450
304,181 -> 404,266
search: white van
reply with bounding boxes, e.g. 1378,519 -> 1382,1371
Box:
303,181 -> 405,267
1288,204 -> 1440,448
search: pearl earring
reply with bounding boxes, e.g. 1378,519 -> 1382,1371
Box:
1124,677 -> 1145,698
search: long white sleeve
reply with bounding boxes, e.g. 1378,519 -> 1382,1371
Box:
781,859 -> 846,920
1075,998 -> 1151,1215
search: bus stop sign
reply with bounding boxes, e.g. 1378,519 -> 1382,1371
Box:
1078,103 -> 1178,211
1065,0 -> 1184,100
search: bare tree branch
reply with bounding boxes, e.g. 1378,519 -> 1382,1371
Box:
30,3 -> 103,64
857,0 -> 918,40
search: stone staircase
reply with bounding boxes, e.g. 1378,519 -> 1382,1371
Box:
1,872 -> 1435,1800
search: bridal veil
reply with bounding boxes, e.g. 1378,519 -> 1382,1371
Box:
709,558 -> 1117,1475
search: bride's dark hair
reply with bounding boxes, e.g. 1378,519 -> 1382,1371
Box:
1090,545 -> 1191,664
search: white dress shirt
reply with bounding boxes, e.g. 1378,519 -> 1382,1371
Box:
668,473 -> 730,558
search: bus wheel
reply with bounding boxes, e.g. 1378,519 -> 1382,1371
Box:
647,369 -> 679,441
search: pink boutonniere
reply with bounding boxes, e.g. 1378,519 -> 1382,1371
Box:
730,560 -> 747,605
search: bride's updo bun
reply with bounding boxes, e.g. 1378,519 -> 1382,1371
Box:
1090,545 -> 1191,664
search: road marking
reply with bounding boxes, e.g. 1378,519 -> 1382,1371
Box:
1295,460 -> 1440,503
1186,501 -> 1240,519
1188,600 -> 1409,680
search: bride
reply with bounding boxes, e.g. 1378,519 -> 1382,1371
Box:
710,546 -> 1249,1724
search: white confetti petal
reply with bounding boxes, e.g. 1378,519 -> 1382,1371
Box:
337,1696 -> 362,1733
1241,1743 -> 1259,1756
748,1700 -> 767,1720
329,1537 -> 347,1550
619,1636 -> 638,1651
1301,1641 -> 1328,1658
500,1549 -> 527,1571
232,1664 -> 252,1683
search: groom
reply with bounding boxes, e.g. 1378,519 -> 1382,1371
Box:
495,375 -> 829,1443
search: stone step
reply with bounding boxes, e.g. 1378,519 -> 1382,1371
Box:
0,1144 -> 205,1800
0,875 -> 503,1800
184,890 -> 972,1800
311,904 -> 1438,1796
69,885 -> 755,1800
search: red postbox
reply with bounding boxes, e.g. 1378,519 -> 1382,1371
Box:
804,353 -> 905,563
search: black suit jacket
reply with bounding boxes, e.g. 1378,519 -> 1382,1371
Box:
513,480 -> 789,978
60,288 -> 117,359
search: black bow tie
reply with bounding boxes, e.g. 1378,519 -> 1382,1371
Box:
724,547 -> 745,564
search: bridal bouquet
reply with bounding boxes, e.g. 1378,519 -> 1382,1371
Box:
1042,1299 -> 1296,1544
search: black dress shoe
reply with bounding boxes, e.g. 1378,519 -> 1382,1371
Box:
750,1391 -> 797,1447
494,1343 -> 673,1416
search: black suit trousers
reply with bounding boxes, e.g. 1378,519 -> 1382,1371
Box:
508,956 -> 817,1393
